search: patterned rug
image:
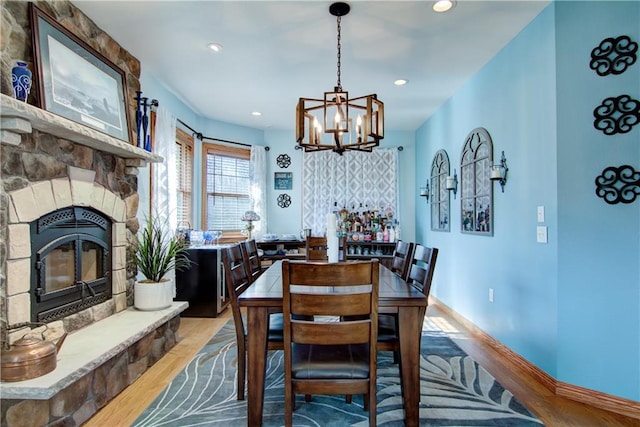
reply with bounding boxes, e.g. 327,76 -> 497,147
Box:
133,318 -> 543,426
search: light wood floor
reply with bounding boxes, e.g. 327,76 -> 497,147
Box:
85,305 -> 638,427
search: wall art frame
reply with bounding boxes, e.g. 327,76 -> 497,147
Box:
30,3 -> 131,142
274,172 -> 293,190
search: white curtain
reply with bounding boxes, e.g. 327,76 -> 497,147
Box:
151,106 -> 177,288
249,146 -> 267,240
302,149 -> 398,236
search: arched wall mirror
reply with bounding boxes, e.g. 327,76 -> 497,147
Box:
460,127 -> 494,236
430,149 -> 451,232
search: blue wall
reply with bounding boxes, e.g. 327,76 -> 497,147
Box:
554,1 -> 639,400
417,1 -> 639,401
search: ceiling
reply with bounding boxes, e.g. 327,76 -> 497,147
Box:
71,1 -> 550,132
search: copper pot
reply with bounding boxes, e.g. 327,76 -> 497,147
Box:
1,324 -> 67,382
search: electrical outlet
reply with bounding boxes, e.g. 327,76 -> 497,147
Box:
489,288 -> 494,303
537,206 -> 545,223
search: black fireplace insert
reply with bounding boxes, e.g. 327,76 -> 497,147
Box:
30,207 -> 112,323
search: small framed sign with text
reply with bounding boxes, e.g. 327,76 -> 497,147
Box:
274,172 -> 293,190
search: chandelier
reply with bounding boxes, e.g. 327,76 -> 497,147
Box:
296,2 -> 384,155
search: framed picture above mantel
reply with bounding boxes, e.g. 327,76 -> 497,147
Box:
29,3 -> 131,143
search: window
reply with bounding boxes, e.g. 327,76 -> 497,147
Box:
202,143 -> 251,241
430,149 -> 450,232
460,127 -> 493,235
176,128 -> 193,227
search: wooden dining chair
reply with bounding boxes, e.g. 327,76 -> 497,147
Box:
305,236 -> 328,261
282,259 -> 379,427
222,244 -> 284,400
378,245 -> 439,363
241,239 -> 263,283
389,240 -> 415,280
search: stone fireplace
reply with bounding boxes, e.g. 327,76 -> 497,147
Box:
0,2 -> 189,424
1,0 -> 148,342
0,95 -> 190,427
1,97 -> 139,342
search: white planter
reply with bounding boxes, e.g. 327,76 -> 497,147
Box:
134,278 -> 173,311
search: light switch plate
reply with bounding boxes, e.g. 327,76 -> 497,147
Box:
536,226 -> 548,243
537,206 -> 545,223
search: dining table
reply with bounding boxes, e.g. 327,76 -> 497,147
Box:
238,259 -> 428,427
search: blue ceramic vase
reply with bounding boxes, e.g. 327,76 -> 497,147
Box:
11,61 -> 32,101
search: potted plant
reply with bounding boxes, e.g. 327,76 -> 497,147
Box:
133,214 -> 192,311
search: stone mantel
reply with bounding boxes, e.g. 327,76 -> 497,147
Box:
0,94 -> 163,165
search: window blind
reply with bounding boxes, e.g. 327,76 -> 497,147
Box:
203,144 -> 250,232
175,128 -> 193,226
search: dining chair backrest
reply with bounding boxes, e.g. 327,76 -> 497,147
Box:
222,243 -> 252,348
222,243 -> 284,400
390,240 -> 415,280
281,259 -> 379,427
305,236 -> 328,261
378,245 -> 438,365
241,239 -> 263,283
406,245 -> 439,298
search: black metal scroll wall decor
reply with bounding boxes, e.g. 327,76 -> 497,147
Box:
277,154 -> 291,168
595,165 -> 640,204
591,35 -> 640,135
590,34 -> 639,205
277,193 -> 292,208
593,94 -> 640,135
589,35 -> 638,76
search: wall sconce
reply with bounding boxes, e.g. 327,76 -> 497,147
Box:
445,169 -> 458,199
419,181 -> 430,201
491,151 -> 509,192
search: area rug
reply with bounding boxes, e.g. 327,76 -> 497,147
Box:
133,318 -> 543,426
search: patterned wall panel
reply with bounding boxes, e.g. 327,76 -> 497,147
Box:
302,149 -> 398,235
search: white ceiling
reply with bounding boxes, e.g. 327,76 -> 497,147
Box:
71,0 -> 550,132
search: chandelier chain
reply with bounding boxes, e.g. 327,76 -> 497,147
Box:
336,15 -> 342,91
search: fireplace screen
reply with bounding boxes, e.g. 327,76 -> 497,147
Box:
31,207 -> 112,322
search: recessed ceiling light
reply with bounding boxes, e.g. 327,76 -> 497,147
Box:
433,0 -> 455,13
394,79 -> 408,86
251,111 -> 262,116
207,43 -> 223,52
